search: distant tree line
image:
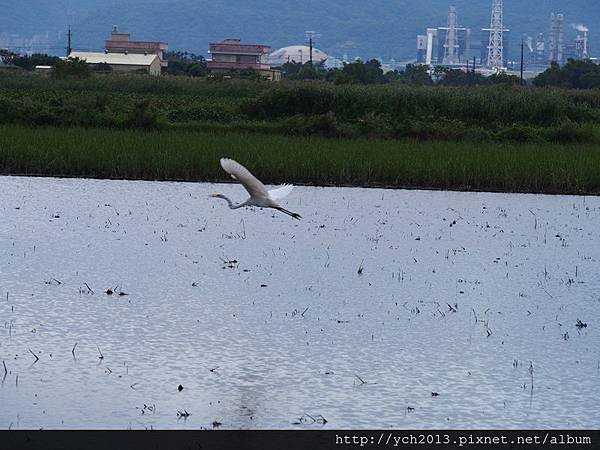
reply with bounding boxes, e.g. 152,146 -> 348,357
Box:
533,59 -> 600,89
4,50 -> 600,89
0,51 -> 93,79
0,50 -> 61,70
278,59 -> 524,86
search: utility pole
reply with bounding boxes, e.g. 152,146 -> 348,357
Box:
520,39 -> 524,84
66,25 -> 72,57
305,31 -> 316,67
305,31 -> 321,68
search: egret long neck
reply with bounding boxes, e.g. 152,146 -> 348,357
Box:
220,195 -> 246,209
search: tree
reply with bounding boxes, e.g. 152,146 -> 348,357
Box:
487,72 -> 521,86
0,49 -> 18,64
164,51 -> 207,77
339,59 -> 386,84
436,68 -> 472,86
533,59 -> 600,89
53,57 -> 91,79
399,64 -> 433,85
278,61 -> 327,80
3,53 -> 60,70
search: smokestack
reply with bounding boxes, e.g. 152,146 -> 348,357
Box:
548,13 -> 556,64
443,6 -> 460,65
557,14 -> 564,64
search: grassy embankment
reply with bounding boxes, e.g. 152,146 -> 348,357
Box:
1,73 -> 600,193
0,124 -> 598,194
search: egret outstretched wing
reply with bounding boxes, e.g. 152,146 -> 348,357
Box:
213,158 -> 302,220
268,184 -> 294,201
220,158 -> 268,199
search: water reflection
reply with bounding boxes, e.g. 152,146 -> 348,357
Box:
0,176 -> 598,429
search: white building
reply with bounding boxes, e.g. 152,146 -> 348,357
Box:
68,51 -> 162,75
269,45 -> 329,66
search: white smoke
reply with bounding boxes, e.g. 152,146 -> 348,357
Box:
573,24 -> 589,33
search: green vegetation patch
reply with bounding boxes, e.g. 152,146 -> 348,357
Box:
0,125 -> 598,195
2,73 -> 600,143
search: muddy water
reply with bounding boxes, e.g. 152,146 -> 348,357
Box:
0,176 -> 598,429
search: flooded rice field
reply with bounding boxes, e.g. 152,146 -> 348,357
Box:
0,175 -> 598,429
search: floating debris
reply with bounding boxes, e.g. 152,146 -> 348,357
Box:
296,413 -> 328,425
28,348 -> 39,363
354,374 -> 367,385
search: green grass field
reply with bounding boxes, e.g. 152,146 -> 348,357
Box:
1,125 -> 598,194
3,73 -> 600,143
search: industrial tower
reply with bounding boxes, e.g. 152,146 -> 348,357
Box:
485,0 -> 505,69
442,6 -> 460,65
582,28 -> 589,59
547,13 -> 565,64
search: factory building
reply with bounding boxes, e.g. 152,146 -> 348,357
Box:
416,26 -> 474,66
523,15 -> 590,70
535,33 -> 546,65
415,4 -> 592,72
547,13 -> 565,64
573,25 -> 590,60
416,4 -> 508,68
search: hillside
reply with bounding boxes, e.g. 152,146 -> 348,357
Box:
2,0 -> 599,61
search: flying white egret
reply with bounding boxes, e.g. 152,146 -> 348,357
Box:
210,158 -> 302,220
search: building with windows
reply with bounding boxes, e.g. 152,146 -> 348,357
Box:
105,26 -> 168,68
208,39 -> 280,80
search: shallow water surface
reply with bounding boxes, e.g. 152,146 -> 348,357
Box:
0,176 -> 599,429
